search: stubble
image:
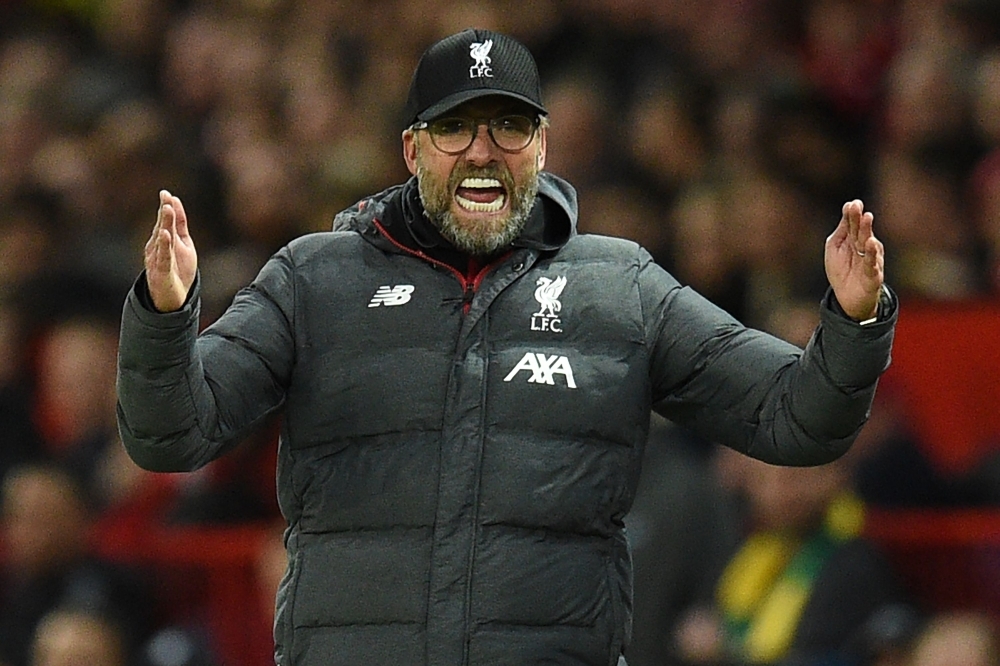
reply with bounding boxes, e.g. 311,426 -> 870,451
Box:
415,144 -> 540,256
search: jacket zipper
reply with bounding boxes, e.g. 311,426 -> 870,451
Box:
372,219 -> 510,313
374,218 -> 512,663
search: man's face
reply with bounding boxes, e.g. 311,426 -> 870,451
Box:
403,96 -> 547,255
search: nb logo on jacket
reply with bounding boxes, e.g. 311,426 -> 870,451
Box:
369,285 -> 414,307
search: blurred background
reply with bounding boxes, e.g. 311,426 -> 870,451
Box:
1,0 -> 999,665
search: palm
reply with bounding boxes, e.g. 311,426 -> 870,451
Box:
144,190 -> 198,312
824,200 -> 883,321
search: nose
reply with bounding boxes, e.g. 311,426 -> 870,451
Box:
465,123 -> 497,165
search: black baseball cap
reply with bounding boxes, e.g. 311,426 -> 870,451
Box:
403,28 -> 547,129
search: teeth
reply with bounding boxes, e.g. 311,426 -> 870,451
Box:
456,193 -> 506,212
460,177 -> 502,188
456,177 -> 505,212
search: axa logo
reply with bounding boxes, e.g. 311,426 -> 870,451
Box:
532,276 -> 566,333
469,40 -> 493,78
503,352 -> 577,389
368,285 -> 414,307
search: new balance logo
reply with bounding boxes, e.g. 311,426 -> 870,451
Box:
503,352 -> 577,389
368,285 -> 414,307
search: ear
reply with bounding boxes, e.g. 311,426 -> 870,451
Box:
402,130 -> 419,176
536,126 -> 547,171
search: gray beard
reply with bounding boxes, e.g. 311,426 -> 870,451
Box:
416,162 -> 539,256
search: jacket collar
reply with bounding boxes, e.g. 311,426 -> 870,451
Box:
333,171 -> 578,258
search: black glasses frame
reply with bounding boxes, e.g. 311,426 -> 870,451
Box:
410,115 -> 540,154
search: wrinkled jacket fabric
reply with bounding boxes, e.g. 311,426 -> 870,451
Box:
116,173 -> 896,666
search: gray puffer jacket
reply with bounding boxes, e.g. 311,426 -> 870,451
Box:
116,172 -> 895,666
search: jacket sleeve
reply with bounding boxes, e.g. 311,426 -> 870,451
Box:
116,248 -> 296,472
638,251 -> 896,466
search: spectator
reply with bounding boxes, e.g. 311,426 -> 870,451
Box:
907,610 -> 999,666
672,451 -> 906,665
625,416 -> 742,666
0,464 -> 153,666
30,607 -> 126,666
29,316 -> 120,496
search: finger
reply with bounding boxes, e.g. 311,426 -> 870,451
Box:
147,226 -> 172,277
863,237 -> 885,274
858,210 -> 875,247
148,193 -> 166,245
856,211 -> 878,264
170,194 -> 190,240
846,199 -> 862,249
158,190 -> 172,230
156,228 -> 173,271
163,202 -> 176,242
854,242 -> 882,287
149,203 -> 176,270
147,190 -> 173,248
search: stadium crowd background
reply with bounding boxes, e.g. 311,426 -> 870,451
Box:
1,0 -> 1000,664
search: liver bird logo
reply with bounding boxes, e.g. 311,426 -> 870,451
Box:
469,40 -> 494,78
534,276 -> 567,317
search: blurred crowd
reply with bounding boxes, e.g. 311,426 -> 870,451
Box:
2,0 -> 1000,664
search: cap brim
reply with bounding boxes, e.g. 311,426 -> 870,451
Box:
416,89 -> 547,123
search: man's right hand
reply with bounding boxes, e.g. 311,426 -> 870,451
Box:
144,189 -> 198,312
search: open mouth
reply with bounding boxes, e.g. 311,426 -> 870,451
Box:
455,177 -> 507,213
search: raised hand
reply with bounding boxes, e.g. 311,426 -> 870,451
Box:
824,199 -> 884,321
144,189 -> 198,312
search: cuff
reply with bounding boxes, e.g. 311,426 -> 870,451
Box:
828,284 -> 897,326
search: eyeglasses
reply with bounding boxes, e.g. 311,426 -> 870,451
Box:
410,114 -> 540,154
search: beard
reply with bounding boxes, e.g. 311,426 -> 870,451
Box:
415,148 -> 540,256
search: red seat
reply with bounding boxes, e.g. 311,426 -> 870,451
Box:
866,508 -> 1000,619
883,301 -> 1000,476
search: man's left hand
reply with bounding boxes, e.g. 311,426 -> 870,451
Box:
825,199 -> 884,321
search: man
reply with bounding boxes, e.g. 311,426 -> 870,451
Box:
673,452 -> 904,664
31,607 -> 126,666
0,464 -> 153,666
116,28 -> 896,666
